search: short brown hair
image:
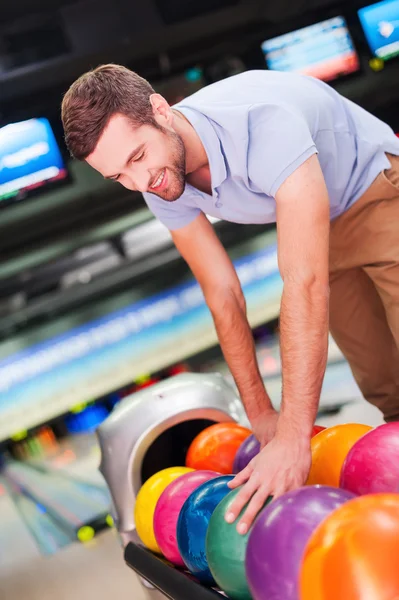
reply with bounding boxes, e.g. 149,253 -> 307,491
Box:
61,64 -> 157,160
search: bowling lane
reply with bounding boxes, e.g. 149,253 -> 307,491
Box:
205,333 -> 371,415
317,395 -> 385,429
201,333 -> 345,378
265,361 -> 362,412
262,359 -> 384,425
29,431 -> 106,487
0,480 -> 41,575
2,477 -> 74,556
4,461 -> 111,533
0,450 -> 153,600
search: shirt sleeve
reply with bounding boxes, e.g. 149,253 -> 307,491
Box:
247,104 -> 318,197
142,191 -> 202,231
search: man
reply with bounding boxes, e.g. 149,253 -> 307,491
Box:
62,64 -> 399,535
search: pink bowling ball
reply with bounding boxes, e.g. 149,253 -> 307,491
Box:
153,470 -> 218,566
340,422 -> 399,495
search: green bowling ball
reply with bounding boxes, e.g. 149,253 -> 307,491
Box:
205,487 -> 272,600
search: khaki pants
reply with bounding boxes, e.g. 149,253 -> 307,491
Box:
329,153 -> 399,421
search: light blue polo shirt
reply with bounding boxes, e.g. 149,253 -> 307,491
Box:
143,70 -> 399,230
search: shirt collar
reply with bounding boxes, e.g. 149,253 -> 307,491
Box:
174,105 -> 227,197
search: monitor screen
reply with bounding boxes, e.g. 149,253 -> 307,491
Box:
358,0 -> 399,61
261,16 -> 360,82
0,117 -> 68,206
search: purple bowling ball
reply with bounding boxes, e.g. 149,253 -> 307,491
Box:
233,434 -> 260,474
246,485 -> 356,600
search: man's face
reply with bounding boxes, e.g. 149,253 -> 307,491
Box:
86,113 -> 186,201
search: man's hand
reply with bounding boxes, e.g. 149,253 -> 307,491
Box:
226,432 -> 312,534
250,408 -> 279,448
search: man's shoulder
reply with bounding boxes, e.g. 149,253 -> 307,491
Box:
174,70 -> 324,135
173,71 -> 262,106
174,70 -> 320,108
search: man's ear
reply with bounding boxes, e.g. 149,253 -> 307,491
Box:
150,93 -> 173,127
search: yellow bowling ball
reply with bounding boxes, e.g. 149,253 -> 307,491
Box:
134,466 -> 193,553
307,423 -> 372,487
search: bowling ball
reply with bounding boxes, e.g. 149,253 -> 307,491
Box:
134,466 -> 193,553
340,422 -> 399,495
177,474 -> 234,584
233,434 -> 260,474
206,487 -> 272,600
312,425 -> 326,437
232,426 -> 325,475
246,486 -> 355,600
307,423 -> 372,487
153,470 -> 218,566
300,493 -> 399,600
186,423 -> 251,474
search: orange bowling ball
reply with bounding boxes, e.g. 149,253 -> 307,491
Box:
186,423 -> 252,474
300,494 -> 399,600
307,423 -> 372,487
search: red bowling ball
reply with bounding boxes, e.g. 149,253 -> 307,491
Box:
312,425 -> 326,437
340,422 -> 399,495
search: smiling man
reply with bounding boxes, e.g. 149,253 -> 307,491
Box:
62,64 -> 399,535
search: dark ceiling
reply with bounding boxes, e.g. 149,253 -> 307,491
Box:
0,0 -> 362,109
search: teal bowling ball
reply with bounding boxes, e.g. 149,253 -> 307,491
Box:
206,487 -> 272,600
177,475 -> 234,585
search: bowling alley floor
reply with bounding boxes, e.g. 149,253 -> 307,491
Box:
0,396 -> 385,600
0,527 -> 155,600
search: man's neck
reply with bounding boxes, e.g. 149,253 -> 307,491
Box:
172,109 -> 208,176
186,166 -> 212,196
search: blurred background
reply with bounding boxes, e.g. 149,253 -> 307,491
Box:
0,0 -> 398,597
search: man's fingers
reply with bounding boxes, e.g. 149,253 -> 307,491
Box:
236,487 -> 271,535
224,478 -> 258,525
269,474 -> 300,504
270,483 -> 286,501
228,464 -> 252,489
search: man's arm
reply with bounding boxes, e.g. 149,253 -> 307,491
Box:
275,154 -> 330,440
171,213 -> 277,440
226,154 -> 330,533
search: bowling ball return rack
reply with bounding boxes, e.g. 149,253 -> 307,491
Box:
125,542 -> 223,599
97,372 -> 248,599
97,371 -> 352,599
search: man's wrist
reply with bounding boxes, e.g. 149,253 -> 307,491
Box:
243,392 -> 275,422
275,408 -> 314,445
247,404 -> 277,420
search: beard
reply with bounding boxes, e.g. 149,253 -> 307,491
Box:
153,128 -> 186,202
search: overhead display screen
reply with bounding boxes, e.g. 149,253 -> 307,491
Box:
0,117 -> 68,206
358,0 -> 399,61
261,16 -> 360,82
